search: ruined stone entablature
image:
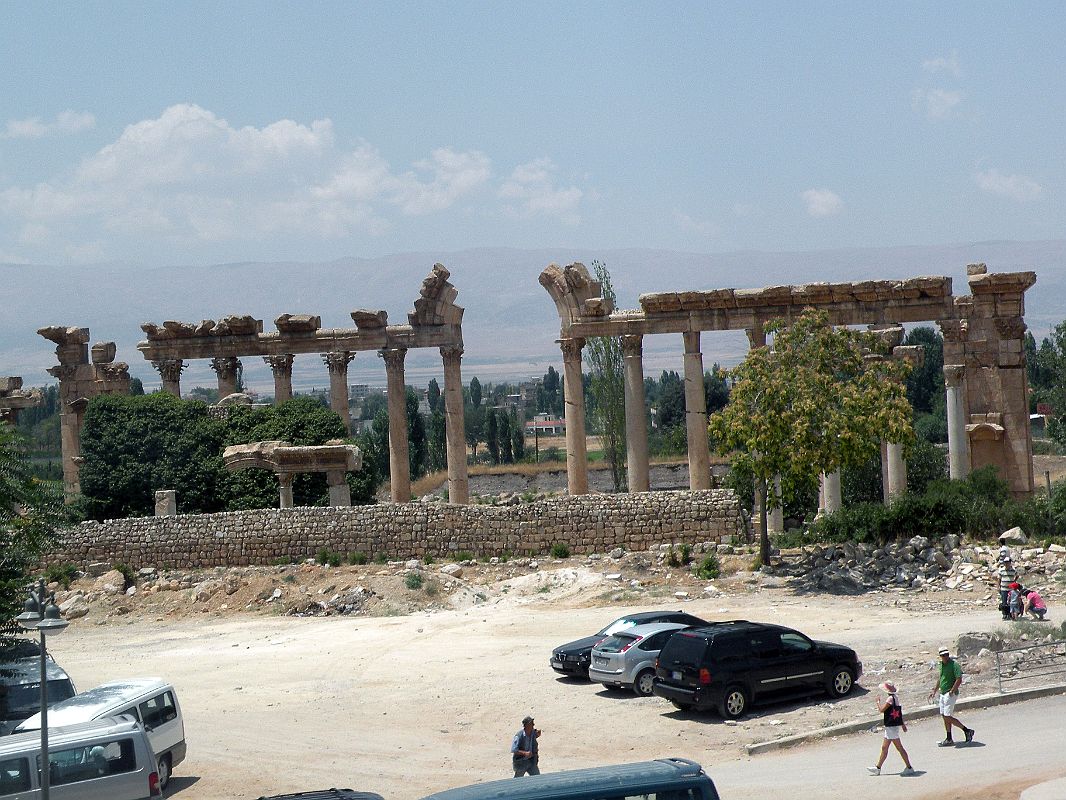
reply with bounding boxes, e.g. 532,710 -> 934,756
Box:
223,439 -> 363,508
0,376 -> 42,423
273,314 -> 321,333
540,260 -> 1038,498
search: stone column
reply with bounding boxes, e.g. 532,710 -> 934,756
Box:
821,470 -> 842,513
768,475 -> 784,534
264,355 -> 295,403
944,364 -> 970,480
323,351 -> 354,430
152,358 -> 185,397
621,335 -> 650,493
886,442 -> 907,498
441,346 -> 469,505
154,490 -> 176,516
211,356 -> 241,398
683,331 -> 711,490
560,337 -> 589,496
380,347 -> 411,503
278,474 -> 294,509
326,470 -> 352,506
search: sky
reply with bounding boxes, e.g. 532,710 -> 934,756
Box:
1,2 -> 1065,268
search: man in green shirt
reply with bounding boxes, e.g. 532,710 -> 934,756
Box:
928,648 -> 974,746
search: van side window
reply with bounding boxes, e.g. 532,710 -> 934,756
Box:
0,756 -> 31,793
44,737 -> 136,785
139,691 -> 177,728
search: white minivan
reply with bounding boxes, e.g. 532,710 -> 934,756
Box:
17,679 -> 183,789
0,716 -> 162,799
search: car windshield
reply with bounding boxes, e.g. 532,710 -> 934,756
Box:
596,633 -> 639,653
597,617 -> 641,637
0,679 -> 76,721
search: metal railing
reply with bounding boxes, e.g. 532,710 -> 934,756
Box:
994,638 -> 1066,693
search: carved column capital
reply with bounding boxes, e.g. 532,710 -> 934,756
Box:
937,319 -> 969,343
440,345 -> 464,366
210,356 -> 241,379
264,354 -> 295,375
621,335 -> 644,358
745,324 -> 766,349
322,351 -> 354,374
683,330 -> 701,354
47,364 -> 78,382
152,358 -> 186,383
944,364 -> 966,387
558,338 -> 585,360
379,347 -> 408,370
994,316 -> 1027,340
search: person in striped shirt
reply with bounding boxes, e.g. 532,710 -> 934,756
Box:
998,551 -> 1019,621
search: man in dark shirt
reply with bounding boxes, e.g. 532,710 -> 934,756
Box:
510,715 -> 541,777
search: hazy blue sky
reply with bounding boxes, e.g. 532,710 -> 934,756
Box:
2,2 -> 1063,267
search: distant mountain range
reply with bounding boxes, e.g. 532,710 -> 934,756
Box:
4,240 -> 1065,393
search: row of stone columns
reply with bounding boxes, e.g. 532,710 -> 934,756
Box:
153,346 -> 470,505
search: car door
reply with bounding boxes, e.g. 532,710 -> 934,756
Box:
746,630 -> 790,701
777,631 -> 826,690
138,690 -> 183,758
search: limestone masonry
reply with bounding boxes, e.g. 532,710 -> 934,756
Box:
49,490 -> 743,570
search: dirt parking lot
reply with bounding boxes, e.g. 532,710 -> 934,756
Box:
42,563 -> 1030,800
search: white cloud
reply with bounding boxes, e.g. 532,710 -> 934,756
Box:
3,110 -> 95,139
498,158 -> 582,223
922,51 -> 962,77
911,88 -> 964,120
800,188 -> 843,218
0,104 -> 507,255
974,169 -> 1043,202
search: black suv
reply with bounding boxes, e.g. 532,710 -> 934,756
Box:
652,620 -> 862,718
551,610 -> 708,678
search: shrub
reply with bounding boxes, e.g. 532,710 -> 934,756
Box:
374,553 -> 388,564
405,571 -> 424,590
348,551 -> 368,565
455,550 -> 474,562
424,580 -> 439,597
679,543 -> 693,565
45,563 -> 79,589
694,554 -> 720,580
112,563 -> 136,588
423,554 -> 435,564
666,546 -> 681,568
550,542 -> 571,559
316,548 -> 342,567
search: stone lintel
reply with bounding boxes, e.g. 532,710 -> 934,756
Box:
968,270 -> 1037,296
274,314 -> 322,333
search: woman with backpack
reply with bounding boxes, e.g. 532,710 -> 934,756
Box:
868,681 -> 916,776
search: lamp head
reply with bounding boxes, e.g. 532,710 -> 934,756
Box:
15,596 -> 42,630
36,602 -> 69,635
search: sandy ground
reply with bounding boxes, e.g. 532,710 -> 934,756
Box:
40,565 -> 1048,800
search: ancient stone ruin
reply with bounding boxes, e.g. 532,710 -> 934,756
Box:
223,439 -> 363,508
0,376 -> 42,424
540,261 -> 1036,510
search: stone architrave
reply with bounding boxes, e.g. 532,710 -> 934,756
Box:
682,331 -> 711,490
322,351 -> 354,429
264,354 -> 295,403
0,377 -> 42,425
211,356 -> 242,399
222,440 -> 362,508
621,335 -> 650,493
152,358 -> 185,397
440,346 -> 469,505
559,337 -> 589,496
380,347 -> 411,503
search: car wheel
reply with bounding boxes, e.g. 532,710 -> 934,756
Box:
718,685 -> 748,719
157,754 -> 171,790
670,699 -> 694,711
827,666 -> 855,698
633,669 -> 656,697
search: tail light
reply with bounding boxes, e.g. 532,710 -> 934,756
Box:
654,658 -> 660,669
149,771 -> 161,797
699,668 -> 712,685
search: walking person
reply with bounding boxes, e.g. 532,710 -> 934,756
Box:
867,681 -> 916,776
929,648 -> 974,746
510,715 -> 541,777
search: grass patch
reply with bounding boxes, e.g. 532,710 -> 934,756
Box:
455,550 -> 474,562
405,571 -> 424,590
348,551 -> 368,566
550,542 -> 571,559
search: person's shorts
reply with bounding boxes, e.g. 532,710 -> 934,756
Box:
884,725 -> 902,740
938,692 -> 957,716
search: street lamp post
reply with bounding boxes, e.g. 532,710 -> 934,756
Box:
16,578 -> 69,800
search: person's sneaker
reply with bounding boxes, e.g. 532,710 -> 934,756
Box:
964,728 -> 975,743
900,766 -> 916,776
937,738 -> 954,747
867,767 -> 880,775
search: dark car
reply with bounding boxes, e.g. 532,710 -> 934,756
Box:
652,620 -> 862,718
550,610 -> 708,678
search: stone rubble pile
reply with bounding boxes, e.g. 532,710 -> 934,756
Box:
774,534 -> 1066,596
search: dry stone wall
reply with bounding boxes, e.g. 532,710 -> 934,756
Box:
49,490 -> 743,570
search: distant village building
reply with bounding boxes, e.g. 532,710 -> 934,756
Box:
525,413 -> 565,436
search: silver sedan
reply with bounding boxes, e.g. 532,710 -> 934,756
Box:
588,622 -> 692,696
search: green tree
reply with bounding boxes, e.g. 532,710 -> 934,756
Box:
0,426 -> 68,657
407,391 -> 428,480
469,377 -> 482,409
708,309 -> 915,564
541,366 -> 562,416
427,411 -> 447,472
498,411 -> 514,464
511,409 -> 526,462
656,370 -> 685,430
485,409 -> 499,464
427,378 -> 442,414
464,406 -> 484,460
704,365 -> 730,414
585,260 -> 627,492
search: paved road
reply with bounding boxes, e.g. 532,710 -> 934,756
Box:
709,693 -> 1066,800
